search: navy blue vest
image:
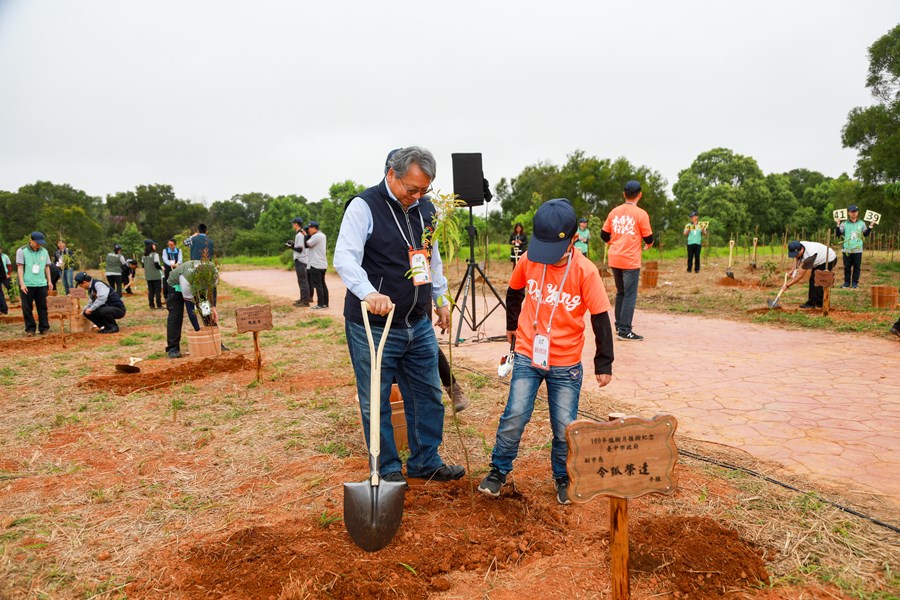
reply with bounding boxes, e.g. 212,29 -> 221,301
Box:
343,181 -> 436,328
90,279 -> 126,311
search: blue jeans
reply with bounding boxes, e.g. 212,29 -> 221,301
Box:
62,268 -> 74,294
612,267 -> 640,334
490,353 -> 583,480
346,316 -> 446,477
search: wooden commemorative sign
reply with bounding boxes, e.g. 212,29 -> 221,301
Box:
864,210 -> 881,225
47,296 -> 75,315
566,413 -> 678,600
69,287 -> 87,300
235,304 -> 273,334
566,414 -> 678,502
813,270 -> 835,288
832,208 -> 848,223
235,304 -> 273,381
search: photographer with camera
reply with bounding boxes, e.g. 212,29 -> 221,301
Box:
285,217 -> 311,307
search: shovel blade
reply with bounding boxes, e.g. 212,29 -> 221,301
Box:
343,480 -> 405,552
726,270 -> 735,279
115,364 -> 141,374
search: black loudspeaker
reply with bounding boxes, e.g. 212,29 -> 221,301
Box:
452,153 -> 487,207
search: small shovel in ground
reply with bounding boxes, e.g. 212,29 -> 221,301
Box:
726,239 -> 735,279
344,302 -> 405,553
114,357 -> 143,374
767,273 -> 789,308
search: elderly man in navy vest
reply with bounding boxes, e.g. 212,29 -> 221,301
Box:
334,146 -> 463,487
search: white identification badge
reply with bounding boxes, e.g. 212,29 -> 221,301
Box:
409,249 -> 432,286
532,334 -> 550,370
32,264 -> 40,274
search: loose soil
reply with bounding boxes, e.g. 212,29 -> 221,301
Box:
129,461 -> 772,600
81,354 -> 253,395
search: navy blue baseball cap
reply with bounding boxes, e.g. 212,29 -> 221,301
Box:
848,204 -> 859,212
529,199 -> 578,265
787,241 -> 804,257
291,217 -> 304,225
30,232 -> 47,245
690,211 -> 698,217
624,180 -> 642,195
73,271 -> 91,284
308,221 -> 320,228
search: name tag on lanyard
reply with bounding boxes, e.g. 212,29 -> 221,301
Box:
531,252 -> 573,371
409,249 -> 432,286
532,333 -> 551,370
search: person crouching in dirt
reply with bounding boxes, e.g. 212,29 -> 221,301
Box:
73,272 -> 126,334
478,199 -> 614,505
164,260 -> 222,359
781,241 -> 838,309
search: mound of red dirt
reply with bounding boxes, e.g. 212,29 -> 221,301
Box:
80,354 -> 252,395
630,515 -> 769,596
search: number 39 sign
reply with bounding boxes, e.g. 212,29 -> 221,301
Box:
864,210 -> 881,225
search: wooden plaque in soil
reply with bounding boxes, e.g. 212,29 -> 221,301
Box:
235,304 -> 273,334
813,270 -> 835,288
46,296 -> 75,315
565,414 -> 678,502
69,288 -> 87,299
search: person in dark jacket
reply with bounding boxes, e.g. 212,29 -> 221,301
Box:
333,146 -> 464,487
74,272 -> 126,333
509,223 -> 528,265
184,224 -> 214,261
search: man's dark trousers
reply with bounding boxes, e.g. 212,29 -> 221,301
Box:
808,259 -> 838,306
165,291 -> 186,353
309,267 -> 328,307
687,244 -> 701,272
294,259 -> 310,304
21,285 -> 50,334
85,305 -> 125,330
842,252 -> 862,286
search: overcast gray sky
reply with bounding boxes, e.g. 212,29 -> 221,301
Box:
0,1 -> 896,206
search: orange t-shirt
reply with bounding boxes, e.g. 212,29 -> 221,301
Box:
510,249 -> 612,367
602,202 -> 652,269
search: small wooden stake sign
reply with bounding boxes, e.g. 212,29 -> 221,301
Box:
235,304 -> 273,381
566,413 -> 678,600
47,296 -> 75,348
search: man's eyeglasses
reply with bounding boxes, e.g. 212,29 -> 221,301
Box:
397,176 -> 432,197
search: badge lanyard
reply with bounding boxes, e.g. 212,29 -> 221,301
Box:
385,199 -> 431,286
531,251 -> 573,370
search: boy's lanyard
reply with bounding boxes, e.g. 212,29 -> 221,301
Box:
532,251 -> 573,336
531,251 -> 573,370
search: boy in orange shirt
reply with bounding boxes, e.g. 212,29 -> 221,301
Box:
601,180 -> 654,341
478,199 -> 615,505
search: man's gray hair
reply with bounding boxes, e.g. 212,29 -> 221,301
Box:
387,146 -> 437,180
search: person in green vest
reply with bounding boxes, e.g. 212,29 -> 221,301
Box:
104,244 -> 127,295
164,260 -> 225,358
15,232 -> 52,336
683,211 -> 706,273
573,218 -> 590,257
835,204 -> 872,289
142,240 -> 164,309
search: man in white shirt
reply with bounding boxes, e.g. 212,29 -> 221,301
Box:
782,241 -> 838,309
306,221 -> 329,310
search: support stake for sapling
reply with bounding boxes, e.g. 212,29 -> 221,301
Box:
253,330 -> 262,381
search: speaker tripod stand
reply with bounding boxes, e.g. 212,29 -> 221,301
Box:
452,206 -> 506,346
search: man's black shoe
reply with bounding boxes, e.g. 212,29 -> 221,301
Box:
617,331 -> 644,341
891,326 -> 900,339
99,325 -> 120,334
381,471 -> 408,488
310,305 -> 328,310
167,350 -> 182,359
799,303 -> 815,309
409,464 -> 465,482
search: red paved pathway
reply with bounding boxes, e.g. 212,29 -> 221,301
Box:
221,269 -> 900,507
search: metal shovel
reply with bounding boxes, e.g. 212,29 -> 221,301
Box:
767,273 -> 789,308
114,357 -> 143,374
344,302 -> 405,553
726,239 -> 735,279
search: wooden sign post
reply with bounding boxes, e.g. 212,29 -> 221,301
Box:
566,413 -> 679,600
47,296 -> 75,348
235,304 -> 273,381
